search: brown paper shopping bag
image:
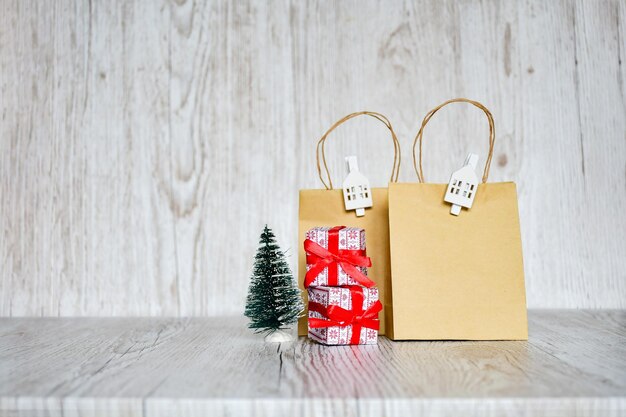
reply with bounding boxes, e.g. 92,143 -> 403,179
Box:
386,98 -> 528,340
298,112 -> 400,336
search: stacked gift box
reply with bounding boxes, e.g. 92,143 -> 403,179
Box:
303,226 -> 382,345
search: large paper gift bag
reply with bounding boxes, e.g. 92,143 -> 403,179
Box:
298,112 -> 400,336
386,98 -> 528,340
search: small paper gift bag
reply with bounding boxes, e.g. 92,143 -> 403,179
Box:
308,286 -> 381,345
298,112 -> 400,336
386,98 -> 528,341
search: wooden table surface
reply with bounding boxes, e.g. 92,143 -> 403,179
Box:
1,310 -> 625,417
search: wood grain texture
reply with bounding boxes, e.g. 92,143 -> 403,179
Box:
0,0 -> 625,316
1,311 -> 625,416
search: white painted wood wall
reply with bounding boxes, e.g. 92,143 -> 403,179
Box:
1,0 -> 624,316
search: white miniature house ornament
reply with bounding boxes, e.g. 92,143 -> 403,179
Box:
342,156 -> 373,217
445,153 -> 480,216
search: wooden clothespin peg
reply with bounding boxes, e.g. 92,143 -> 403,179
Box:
444,153 -> 479,216
342,156 -> 373,217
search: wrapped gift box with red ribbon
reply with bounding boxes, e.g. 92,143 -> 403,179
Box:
304,226 -> 375,288
307,285 -> 381,345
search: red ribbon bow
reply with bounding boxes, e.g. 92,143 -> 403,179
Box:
304,226 -> 374,288
308,286 -> 382,344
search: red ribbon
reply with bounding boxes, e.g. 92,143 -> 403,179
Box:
309,286 -> 382,344
304,226 -> 374,288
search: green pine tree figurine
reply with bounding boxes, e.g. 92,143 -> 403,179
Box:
245,225 -> 304,342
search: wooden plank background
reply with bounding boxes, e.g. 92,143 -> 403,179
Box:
0,0 -> 624,316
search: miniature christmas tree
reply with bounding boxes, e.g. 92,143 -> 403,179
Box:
245,225 -> 304,342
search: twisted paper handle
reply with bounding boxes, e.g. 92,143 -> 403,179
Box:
412,98 -> 495,183
316,111 -> 401,190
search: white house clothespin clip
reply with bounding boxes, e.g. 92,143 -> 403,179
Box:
342,156 -> 373,217
444,153 -> 479,216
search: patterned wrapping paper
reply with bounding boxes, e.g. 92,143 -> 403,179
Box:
307,286 -> 380,345
305,227 -> 368,287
